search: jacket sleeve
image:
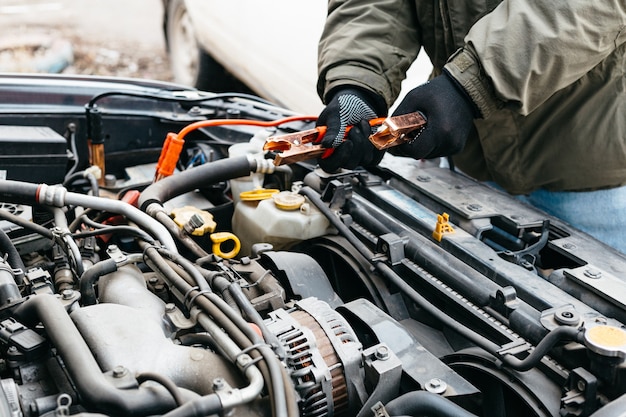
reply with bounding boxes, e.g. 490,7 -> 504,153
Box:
445,0 -> 626,118
317,0 -> 421,108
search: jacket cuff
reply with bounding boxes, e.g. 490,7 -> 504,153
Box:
444,47 -> 503,119
319,64 -> 395,109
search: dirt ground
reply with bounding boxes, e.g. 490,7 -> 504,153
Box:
0,0 -> 174,83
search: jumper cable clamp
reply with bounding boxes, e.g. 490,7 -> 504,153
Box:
263,126 -> 330,166
263,117 -> 386,165
368,111 -> 427,150
264,112 -> 426,165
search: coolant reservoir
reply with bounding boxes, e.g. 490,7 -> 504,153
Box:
232,190 -> 333,256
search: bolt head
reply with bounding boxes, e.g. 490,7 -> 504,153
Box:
213,377 -> 225,391
112,365 -> 127,378
425,377 -> 447,394
584,268 -> 602,279
375,346 -> 390,361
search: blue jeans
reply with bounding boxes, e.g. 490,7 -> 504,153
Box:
515,187 -> 626,254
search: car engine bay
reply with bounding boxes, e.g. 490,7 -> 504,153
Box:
0,74 -> 625,417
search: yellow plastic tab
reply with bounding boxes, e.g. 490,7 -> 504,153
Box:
210,232 -> 241,259
239,188 -> 280,201
432,212 -> 455,242
170,206 -> 216,236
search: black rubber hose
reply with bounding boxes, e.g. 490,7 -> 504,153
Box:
227,282 -> 286,359
161,394 -> 222,417
155,247 -> 211,293
0,180 -> 39,206
63,172 -> 100,197
136,372 -> 185,407
210,275 -> 240,313
500,325 -> 584,371
0,229 -> 26,277
72,225 -> 156,244
347,201 -> 499,306
79,258 -> 118,306
178,333 -> 218,351
14,294 -> 177,416
384,391 -> 478,417
0,262 -> 21,307
138,155 -> 255,210
0,207 -> 54,239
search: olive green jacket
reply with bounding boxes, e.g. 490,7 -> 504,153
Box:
318,0 -> 626,194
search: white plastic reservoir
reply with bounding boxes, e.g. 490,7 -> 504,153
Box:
232,191 -> 334,256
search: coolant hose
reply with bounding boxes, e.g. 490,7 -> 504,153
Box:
161,395 -> 222,417
0,180 -> 177,252
80,258 -> 118,305
139,155 -> 255,210
384,391 -> 478,417
14,294 -> 181,416
0,229 -> 25,280
0,260 -> 21,307
500,325 -> 584,371
0,179 -> 39,205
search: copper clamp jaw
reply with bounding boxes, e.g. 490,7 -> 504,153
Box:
262,126 -> 328,166
263,112 -> 426,165
368,112 -> 427,150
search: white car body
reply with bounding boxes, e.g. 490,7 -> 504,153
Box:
182,0 -> 432,115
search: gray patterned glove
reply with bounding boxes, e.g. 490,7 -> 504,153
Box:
316,88 -> 386,172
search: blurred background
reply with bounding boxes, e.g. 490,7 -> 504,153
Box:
0,0 -> 431,115
0,0 -> 174,81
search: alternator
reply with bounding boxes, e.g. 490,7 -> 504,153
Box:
265,298 -> 364,417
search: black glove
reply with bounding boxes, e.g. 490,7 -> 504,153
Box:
316,88 -> 386,172
391,71 -> 478,160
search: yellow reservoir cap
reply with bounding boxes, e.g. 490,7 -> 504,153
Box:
273,191 -> 305,211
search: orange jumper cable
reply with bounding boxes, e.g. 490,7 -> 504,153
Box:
153,115 -> 316,182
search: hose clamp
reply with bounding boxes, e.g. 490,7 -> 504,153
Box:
37,184 -> 67,207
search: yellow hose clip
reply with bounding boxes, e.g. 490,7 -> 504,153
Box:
210,232 -> 241,259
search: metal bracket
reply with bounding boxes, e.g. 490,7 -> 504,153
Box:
356,344 -> 402,417
376,233 -> 407,266
321,179 -> 352,210
561,367 -> 598,417
497,339 -> 532,357
489,286 -> 519,318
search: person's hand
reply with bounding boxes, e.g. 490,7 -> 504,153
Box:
391,72 -> 477,159
316,88 -> 386,172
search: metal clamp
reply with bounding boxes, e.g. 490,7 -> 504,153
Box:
369,112 -> 427,150
263,127 -> 327,165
